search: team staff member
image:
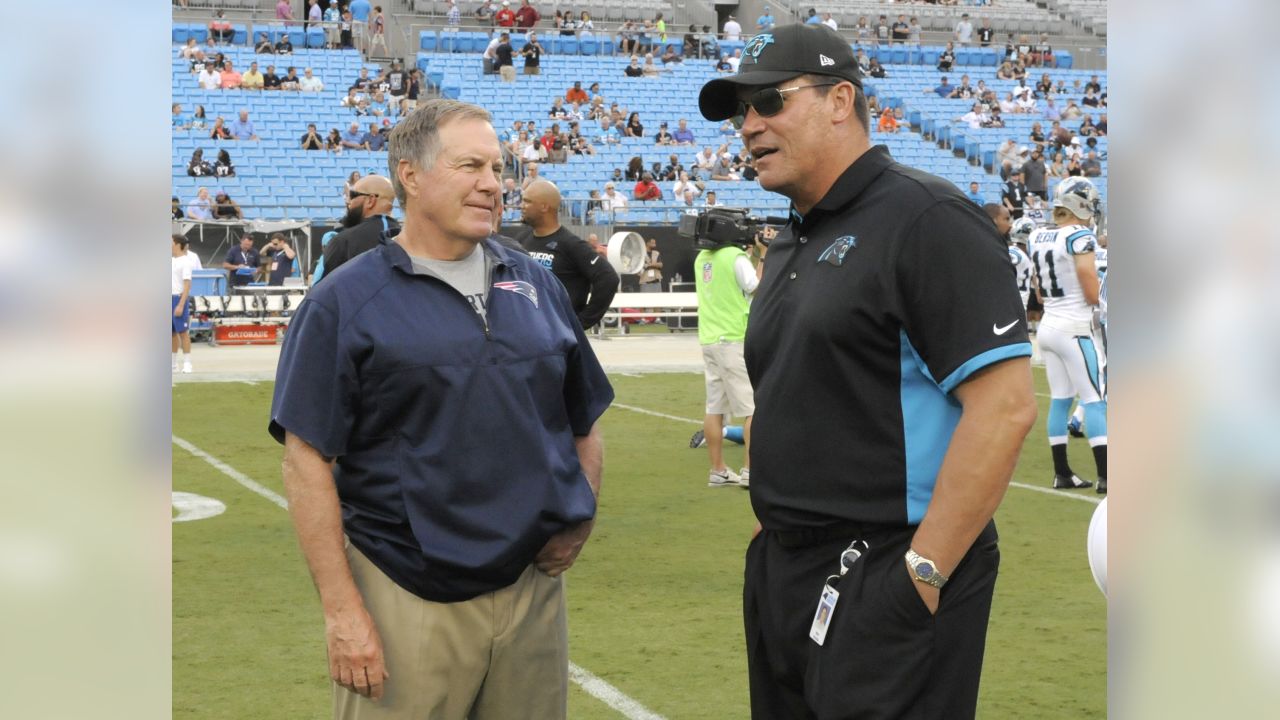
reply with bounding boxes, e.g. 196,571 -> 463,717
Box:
320,175 -> 400,279
171,234 -> 195,374
222,234 -> 260,289
270,99 -> 613,718
699,24 -> 1037,718
693,233 -> 759,488
519,179 -> 619,329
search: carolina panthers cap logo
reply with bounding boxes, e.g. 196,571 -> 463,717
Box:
743,33 -> 774,59
818,236 -> 857,266
493,280 -> 539,308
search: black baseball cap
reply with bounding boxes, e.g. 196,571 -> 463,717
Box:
699,24 -> 862,121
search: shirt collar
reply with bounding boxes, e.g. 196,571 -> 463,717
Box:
383,235 -> 517,275
793,144 -> 894,223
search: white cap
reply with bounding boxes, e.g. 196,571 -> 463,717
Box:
1017,145 -> 1028,154
1071,137 -> 1081,145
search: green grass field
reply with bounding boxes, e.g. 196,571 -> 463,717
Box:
173,368 -> 1105,719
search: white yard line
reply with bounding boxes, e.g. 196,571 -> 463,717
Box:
609,405 -> 1102,506
171,436 -> 667,720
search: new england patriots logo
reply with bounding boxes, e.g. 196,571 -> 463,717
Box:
743,34 -> 774,60
493,281 -> 539,308
817,236 -> 857,266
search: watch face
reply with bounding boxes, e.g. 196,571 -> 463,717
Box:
916,562 -> 935,579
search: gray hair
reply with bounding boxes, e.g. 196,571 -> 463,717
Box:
387,99 -> 492,205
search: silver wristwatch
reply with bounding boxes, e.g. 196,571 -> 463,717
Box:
904,549 -> 949,589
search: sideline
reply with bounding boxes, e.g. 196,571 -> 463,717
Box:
172,435 -> 669,720
608,405 -> 1102,507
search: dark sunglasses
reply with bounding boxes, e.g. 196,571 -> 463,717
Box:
348,190 -> 377,201
731,82 -> 840,128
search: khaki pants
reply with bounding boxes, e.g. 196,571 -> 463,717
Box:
335,543 -> 568,720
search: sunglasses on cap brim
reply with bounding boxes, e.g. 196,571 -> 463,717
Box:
729,81 -> 841,129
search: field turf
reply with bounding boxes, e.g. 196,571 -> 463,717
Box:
173,367 -> 1105,718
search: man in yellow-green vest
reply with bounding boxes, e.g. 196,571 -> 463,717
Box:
695,235 -> 762,489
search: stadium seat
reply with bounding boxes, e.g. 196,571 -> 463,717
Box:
306,28 -> 326,48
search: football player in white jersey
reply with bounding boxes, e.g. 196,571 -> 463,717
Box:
1029,177 -> 1106,493
1009,217 -> 1036,317
1070,230 -> 1108,438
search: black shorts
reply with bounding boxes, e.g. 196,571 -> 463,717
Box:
1026,292 -> 1044,314
744,521 -> 999,719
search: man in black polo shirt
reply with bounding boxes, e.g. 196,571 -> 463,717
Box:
319,175 -> 399,279
700,24 -> 1037,719
518,179 -> 619,328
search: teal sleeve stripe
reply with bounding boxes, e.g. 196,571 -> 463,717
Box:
1065,229 -> 1095,255
938,342 -> 1033,394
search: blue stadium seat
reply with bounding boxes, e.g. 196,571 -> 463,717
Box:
306,28 -> 326,49
173,25 -> 190,44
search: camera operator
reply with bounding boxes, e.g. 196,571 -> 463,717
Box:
690,211 -> 767,488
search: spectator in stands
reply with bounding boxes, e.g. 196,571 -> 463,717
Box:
322,127 -> 342,152
262,64 -> 281,90
300,67 -> 324,91
275,0 -> 293,23
341,122 -> 366,149
322,0 -> 341,47
208,10 -> 234,45
601,181 -> 628,213
955,102 -> 988,130
180,37 -> 201,60
370,90 -> 389,116
300,123 -> 324,150
984,107 -> 1006,128
565,81 -> 589,105
187,188 -> 214,220
1047,154 -> 1065,178
690,145 -> 717,180
213,191 -> 243,220
495,0 -> 515,27
1095,114 -> 1107,136
197,61 -> 221,90
875,14 -> 889,45
1041,96 -> 1061,122
672,171 -> 702,199
671,118 -> 695,145
579,11 -> 595,37
867,58 -> 886,79
877,107 -> 899,133
405,69 -> 422,110
854,48 -> 870,74
475,0 -> 496,25
948,74 -> 975,100
1061,100 -> 1083,120
820,12 -> 837,31
274,32 -> 293,54
306,0 -> 322,30
710,151 -> 739,181
1078,116 -> 1098,138
445,0 -> 461,27
616,21 -> 635,55
966,181 -> 984,205
172,196 -> 184,220
495,32 -> 516,82
625,112 -> 645,138
190,105 -> 208,131
732,147 -> 756,180
1081,88 -> 1100,108
1065,154 -> 1084,177
660,153 -> 682,181
369,6 -> 388,55
242,62 -> 265,90
514,0 -> 540,29
596,117 -> 621,145
217,60 -> 240,89
187,149 -> 213,177
342,87 -> 363,108
996,138 -> 1019,175
853,15 -> 871,44
624,55 -> 644,77
937,42 -> 956,72
215,148 -> 236,177
521,32 -> 546,75
977,17 -> 995,47
209,117 -> 232,140
928,75 -> 952,98
280,66 -> 300,90
255,33 -> 274,54
642,53 -> 661,77
351,67 -> 374,92
891,14 -> 909,44
683,24 -> 700,57
996,61 -> 1015,80
173,103 -> 188,130
1081,151 -> 1102,177
363,122 -> 386,151
723,15 -> 742,41
229,110 -> 259,141
955,13 -> 974,46
1033,34 -> 1054,68
633,172 -> 662,201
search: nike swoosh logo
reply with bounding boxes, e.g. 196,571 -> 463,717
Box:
590,256 -> 600,265
992,320 -> 1019,335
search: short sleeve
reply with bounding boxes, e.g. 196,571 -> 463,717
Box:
268,298 -> 358,456
1065,228 -> 1097,255
895,200 -> 1032,394
223,247 -> 237,265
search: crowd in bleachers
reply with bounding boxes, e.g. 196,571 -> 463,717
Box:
171,3 -> 1106,224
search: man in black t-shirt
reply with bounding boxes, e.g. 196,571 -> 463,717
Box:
521,32 -> 545,75
263,64 -> 281,90
890,14 -> 909,44
977,18 -> 994,46
495,32 -> 515,81
1002,168 -> 1028,219
519,179 -> 618,328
